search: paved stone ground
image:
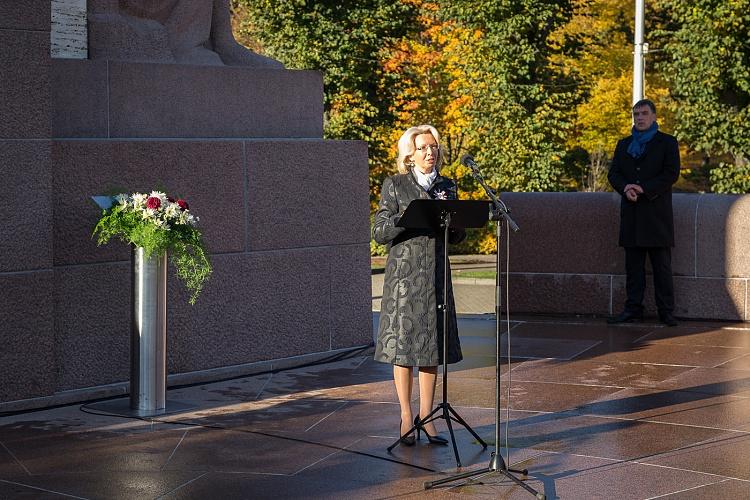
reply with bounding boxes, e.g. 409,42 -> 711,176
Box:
2,264 -> 750,499
2,313 -> 750,499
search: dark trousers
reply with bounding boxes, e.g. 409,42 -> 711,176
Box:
625,247 -> 674,315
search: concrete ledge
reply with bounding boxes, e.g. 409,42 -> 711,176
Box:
500,192 -> 622,275
502,273 -> 614,316
52,59 -> 324,138
451,273 -> 749,321
697,194 -> 750,278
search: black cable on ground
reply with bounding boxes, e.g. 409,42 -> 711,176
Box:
167,343 -> 375,392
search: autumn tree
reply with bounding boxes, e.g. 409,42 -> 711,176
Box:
378,1 -> 477,166
557,0 -> 675,191
439,0 -> 581,192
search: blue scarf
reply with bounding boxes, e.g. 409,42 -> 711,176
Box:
627,122 -> 658,158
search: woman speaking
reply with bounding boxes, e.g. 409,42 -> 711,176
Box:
372,124 -> 464,446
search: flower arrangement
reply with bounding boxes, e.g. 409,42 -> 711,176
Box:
93,191 -> 212,304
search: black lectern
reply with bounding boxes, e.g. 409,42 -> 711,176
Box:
386,199 -> 490,466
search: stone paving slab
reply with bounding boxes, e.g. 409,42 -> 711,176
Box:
3,315 -> 750,499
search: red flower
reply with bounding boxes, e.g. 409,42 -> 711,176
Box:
146,196 -> 161,210
176,199 -> 189,211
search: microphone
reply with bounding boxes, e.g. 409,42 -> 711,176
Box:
460,154 -> 480,172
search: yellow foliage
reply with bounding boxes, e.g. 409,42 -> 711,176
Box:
575,74 -> 631,153
477,232 -> 497,254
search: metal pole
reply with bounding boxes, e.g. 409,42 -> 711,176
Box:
494,220 -> 501,454
633,0 -> 645,104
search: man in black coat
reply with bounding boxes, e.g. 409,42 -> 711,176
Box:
607,98 -> 681,326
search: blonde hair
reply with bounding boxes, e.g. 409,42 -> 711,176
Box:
396,124 -> 442,174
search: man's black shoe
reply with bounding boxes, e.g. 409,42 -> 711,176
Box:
659,313 -> 678,327
607,311 -> 643,324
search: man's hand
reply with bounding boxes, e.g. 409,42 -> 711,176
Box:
624,183 -> 643,202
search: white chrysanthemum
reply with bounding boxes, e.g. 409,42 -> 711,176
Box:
115,193 -> 129,206
142,207 -> 158,220
149,190 -> 167,203
164,203 -> 180,220
131,193 -> 147,208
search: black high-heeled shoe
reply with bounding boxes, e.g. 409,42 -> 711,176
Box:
414,415 -> 448,445
398,419 -> 415,446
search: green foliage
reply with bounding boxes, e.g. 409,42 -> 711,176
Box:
657,0 -> 750,192
440,0 -> 580,192
93,196 -> 212,305
709,162 -> 750,194
377,3 -> 475,165
238,2 -> 416,136
558,0 -> 678,192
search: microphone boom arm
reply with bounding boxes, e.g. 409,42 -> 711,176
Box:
468,165 -> 519,232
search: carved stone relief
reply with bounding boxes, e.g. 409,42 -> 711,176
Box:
87,0 -> 283,67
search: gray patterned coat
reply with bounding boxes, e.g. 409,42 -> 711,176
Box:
372,171 -> 464,366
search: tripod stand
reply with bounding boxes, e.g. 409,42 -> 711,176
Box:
423,171 -> 545,498
386,199 -> 489,467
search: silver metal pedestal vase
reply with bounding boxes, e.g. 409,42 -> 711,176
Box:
87,247 -> 193,418
130,247 -> 168,415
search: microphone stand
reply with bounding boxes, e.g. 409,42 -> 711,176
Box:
425,166 -> 544,499
469,166 -> 518,233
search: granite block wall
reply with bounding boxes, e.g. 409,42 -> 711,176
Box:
52,140 -> 247,264
0,1 -> 50,31
50,138 -> 371,393
0,272 -> 55,401
500,192 -> 750,320
0,2 -> 55,404
1,12 -> 370,408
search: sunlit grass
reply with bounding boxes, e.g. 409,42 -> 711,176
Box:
452,269 -> 496,280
